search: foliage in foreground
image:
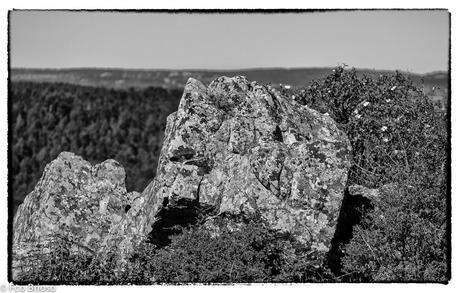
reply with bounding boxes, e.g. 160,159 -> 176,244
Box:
16,220 -> 333,284
294,67 -> 448,282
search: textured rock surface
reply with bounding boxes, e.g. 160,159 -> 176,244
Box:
12,76 -> 353,278
348,183 -> 399,201
348,185 -> 380,200
12,152 -> 141,279
139,76 -> 352,252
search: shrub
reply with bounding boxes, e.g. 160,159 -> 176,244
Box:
15,218 -> 335,284
14,235 -> 99,284
126,218 -> 334,283
296,67 -> 448,282
297,66 -> 447,187
341,184 -> 447,282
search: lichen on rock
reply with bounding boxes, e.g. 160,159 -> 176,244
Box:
12,152 -> 141,280
12,76 -> 353,279
138,76 -> 352,256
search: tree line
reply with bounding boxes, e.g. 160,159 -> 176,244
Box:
10,82 -> 182,214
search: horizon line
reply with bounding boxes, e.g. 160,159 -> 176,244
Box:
9,66 -> 449,76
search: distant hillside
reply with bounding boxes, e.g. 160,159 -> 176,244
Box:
10,67 -> 448,111
10,68 -> 330,89
10,67 -> 447,90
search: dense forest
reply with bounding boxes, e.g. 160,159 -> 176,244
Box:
10,82 -> 182,214
10,68 -> 449,282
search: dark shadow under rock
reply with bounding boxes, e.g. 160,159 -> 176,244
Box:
327,188 -> 373,277
147,198 -> 215,248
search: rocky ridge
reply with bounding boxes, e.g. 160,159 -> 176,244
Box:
12,76 -> 353,279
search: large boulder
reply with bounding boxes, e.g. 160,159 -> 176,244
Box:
12,76 -> 353,279
138,76 -> 352,253
12,152 -> 141,280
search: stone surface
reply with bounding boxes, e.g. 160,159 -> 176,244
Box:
12,76 -> 353,278
348,184 -> 380,200
139,76 -> 352,252
12,152 -> 141,279
348,183 -> 399,201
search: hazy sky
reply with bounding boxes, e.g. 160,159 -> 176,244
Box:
10,10 -> 449,73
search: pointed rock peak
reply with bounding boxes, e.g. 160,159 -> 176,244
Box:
208,76 -> 253,95
209,75 -> 250,87
177,78 -> 211,110
57,151 -> 82,161
184,77 -> 208,94
93,159 -> 126,186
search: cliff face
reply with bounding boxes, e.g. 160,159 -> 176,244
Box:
12,76 -> 352,279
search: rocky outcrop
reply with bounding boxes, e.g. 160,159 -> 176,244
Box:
348,183 -> 400,201
348,185 -> 381,200
12,76 -> 352,278
12,152 -> 142,279
138,76 -> 352,252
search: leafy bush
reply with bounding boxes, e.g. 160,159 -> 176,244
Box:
14,235 -> 100,284
341,184 -> 447,282
295,67 -> 448,282
15,218 -> 334,284
135,218 -> 333,283
297,67 -> 447,187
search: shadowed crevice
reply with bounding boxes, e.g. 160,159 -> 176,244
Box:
327,187 -> 373,277
273,125 -> 284,143
147,198 -> 215,248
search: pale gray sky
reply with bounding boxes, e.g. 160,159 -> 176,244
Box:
10,10 -> 449,73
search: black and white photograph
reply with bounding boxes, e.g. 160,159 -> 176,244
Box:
1,2 -> 453,287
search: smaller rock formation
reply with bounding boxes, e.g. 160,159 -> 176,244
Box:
348,185 -> 380,200
12,152 -> 141,280
348,183 -> 399,201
